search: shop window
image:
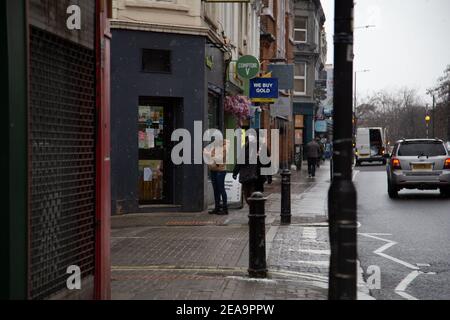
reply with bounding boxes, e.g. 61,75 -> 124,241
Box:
295,115 -> 304,128
142,49 -> 172,73
295,129 -> 304,145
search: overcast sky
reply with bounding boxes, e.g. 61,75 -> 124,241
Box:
321,0 -> 450,103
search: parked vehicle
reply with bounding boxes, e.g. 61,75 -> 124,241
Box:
386,139 -> 450,198
355,127 -> 388,166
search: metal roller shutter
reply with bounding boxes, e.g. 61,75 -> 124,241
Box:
29,26 -> 96,300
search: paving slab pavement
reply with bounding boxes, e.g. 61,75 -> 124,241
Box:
111,161 -> 332,300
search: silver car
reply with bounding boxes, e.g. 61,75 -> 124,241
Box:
387,139 -> 450,198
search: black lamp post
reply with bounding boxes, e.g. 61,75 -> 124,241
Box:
328,0 -> 357,300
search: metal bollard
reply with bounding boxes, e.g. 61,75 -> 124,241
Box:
248,192 -> 267,278
280,169 -> 291,225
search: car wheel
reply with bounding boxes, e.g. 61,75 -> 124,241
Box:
440,187 -> 450,198
388,180 -> 399,199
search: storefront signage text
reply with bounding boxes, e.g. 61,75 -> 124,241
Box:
249,78 -> 279,101
236,55 -> 260,79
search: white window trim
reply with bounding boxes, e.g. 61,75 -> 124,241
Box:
294,17 -> 308,44
294,63 -> 307,96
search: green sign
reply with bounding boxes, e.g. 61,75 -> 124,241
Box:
205,55 -> 214,69
236,55 -> 260,79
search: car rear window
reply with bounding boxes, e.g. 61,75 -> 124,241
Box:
398,142 -> 447,157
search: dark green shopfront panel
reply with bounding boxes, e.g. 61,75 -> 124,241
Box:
0,0 -> 28,300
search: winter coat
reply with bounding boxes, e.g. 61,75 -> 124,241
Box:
208,144 -> 228,172
305,141 -> 321,159
233,143 -> 259,184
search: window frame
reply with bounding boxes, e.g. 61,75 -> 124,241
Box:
294,62 -> 307,96
294,16 -> 308,44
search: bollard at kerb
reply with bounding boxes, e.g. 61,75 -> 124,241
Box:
248,192 -> 268,278
280,169 -> 291,225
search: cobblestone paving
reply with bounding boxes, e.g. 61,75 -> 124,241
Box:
112,226 -> 251,268
111,162 -> 331,300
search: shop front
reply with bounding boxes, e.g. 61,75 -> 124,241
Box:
294,102 -> 315,145
111,29 -> 225,214
1,0 -> 111,300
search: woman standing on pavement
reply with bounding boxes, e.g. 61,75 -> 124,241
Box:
205,139 -> 229,215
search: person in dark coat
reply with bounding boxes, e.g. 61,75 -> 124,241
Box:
305,138 -> 321,178
233,135 -> 259,205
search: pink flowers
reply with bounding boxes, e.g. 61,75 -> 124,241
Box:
224,95 -> 251,120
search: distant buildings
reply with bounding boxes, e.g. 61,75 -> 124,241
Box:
260,0 -> 296,169
293,0 -> 327,145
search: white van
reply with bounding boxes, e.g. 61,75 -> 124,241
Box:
355,127 -> 387,166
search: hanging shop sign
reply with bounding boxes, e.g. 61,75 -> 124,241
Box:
268,64 -> 294,90
249,78 -> 279,103
315,120 -> 328,133
236,55 -> 260,79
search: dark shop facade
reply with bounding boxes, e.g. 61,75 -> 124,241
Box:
110,27 -> 225,214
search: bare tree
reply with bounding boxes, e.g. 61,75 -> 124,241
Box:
429,65 -> 450,140
356,88 -> 428,143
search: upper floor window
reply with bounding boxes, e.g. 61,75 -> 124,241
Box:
295,17 -> 307,43
294,63 -> 307,96
314,18 -> 320,46
142,49 -> 172,73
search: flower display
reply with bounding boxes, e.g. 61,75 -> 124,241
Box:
224,95 -> 251,120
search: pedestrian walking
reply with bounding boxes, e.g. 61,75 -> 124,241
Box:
317,140 -> 325,168
233,135 -> 261,204
255,134 -> 272,193
305,138 -> 321,178
204,139 -> 229,215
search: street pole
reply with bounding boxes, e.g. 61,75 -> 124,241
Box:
280,169 -> 291,225
248,192 -> 267,278
354,72 -> 357,113
353,73 -> 357,152
448,83 -> 450,141
281,122 -> 291,225
432,94 -> 435,138
328,0 -> 357,300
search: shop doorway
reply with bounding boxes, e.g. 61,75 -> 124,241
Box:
138,98 -> 174,205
